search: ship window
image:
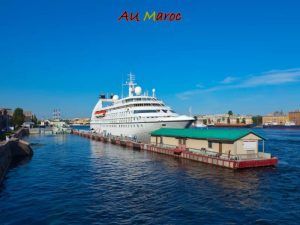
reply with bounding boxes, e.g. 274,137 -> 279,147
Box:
133,110 -> 158,114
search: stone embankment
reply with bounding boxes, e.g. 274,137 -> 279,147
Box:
0,128 -> 33,183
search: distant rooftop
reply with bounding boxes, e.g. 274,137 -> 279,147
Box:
151,128 -> 265,141
265,111 -> 286,116
0,108 -> 11,110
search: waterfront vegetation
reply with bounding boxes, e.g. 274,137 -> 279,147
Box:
12,108 -> 25,128
0,131 -> 14,141
252,115 -> 263,126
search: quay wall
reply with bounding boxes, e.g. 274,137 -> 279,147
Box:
0,129 -> 33,184
13,128 -> 29,139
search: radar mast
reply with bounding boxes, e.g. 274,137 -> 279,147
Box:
125,72 -> 137,97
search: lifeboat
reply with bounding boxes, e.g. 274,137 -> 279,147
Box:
95,110 -> 106,118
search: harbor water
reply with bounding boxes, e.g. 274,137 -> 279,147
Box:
1,128 -> 300,224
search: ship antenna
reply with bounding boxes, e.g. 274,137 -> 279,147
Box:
127,72 -> 137,97
121,75 -> 124,98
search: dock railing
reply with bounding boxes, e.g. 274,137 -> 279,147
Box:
188,148 -> 219,157
235,154 -> 259,160
258,152 -> 271,159
188,148 -> 271,161
151,143 -> 177,149
236,152 -> 271,160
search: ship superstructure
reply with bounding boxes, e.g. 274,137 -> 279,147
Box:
90,73 -> 194,142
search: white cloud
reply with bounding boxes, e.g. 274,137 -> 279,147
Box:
237,68 -> 300,87
196,83 -> 204,88
177,68 -> 300,100
221,76 -> 238,84
176,89 -> 201,100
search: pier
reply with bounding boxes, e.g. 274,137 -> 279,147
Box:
72,130 -> 278,170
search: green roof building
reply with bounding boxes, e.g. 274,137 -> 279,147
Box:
150,128 -> 268,160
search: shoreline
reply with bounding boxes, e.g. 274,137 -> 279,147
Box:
0,128 -> 33,184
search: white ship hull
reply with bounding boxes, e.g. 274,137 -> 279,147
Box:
90,118 -> 193,143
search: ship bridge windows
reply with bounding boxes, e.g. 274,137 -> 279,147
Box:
125,97 -> 156,103
133,103 -> 162,107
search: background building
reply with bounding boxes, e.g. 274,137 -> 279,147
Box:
24,111 -> 33,122
196,113 -> 253,126
69,118 -> 90,125
288,111 -> 300,125
0,108 -> 12,132
262,111 -> 289,125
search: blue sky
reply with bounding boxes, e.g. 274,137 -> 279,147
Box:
1,0 -> 300,119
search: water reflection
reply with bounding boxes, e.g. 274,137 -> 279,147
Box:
89,137 -> 274,210
10,156 -> 33,169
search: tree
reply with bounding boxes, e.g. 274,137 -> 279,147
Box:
227,117 -> 231,124
203,119 -> 207,125
237,118 -> 240,124
32,115 -> 38,125
252,116 -> 262,125
228,110 -> 233,116
242,118 -> 246,124
12,108 -> 25,128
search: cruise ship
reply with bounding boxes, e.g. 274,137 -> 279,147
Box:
90,74 -> 195,142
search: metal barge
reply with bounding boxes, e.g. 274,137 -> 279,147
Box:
72,128 -> 278,170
